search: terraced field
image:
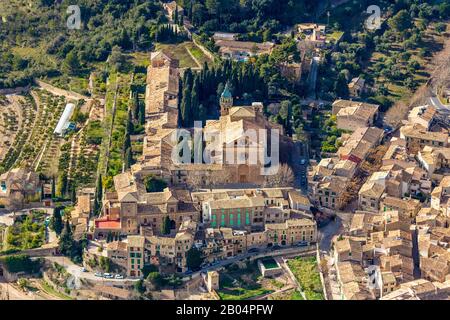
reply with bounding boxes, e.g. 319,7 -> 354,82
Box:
0,90 -> 70,177
0,94 -> 37,173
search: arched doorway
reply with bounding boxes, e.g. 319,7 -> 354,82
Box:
238,164 -> 249,183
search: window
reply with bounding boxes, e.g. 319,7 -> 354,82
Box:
221,213 -> 225,227
211,214 -> 217,227
245,211 -> 250,225
230,213 -> 234,226
237,213 -> 241,226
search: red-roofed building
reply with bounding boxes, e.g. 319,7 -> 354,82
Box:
94,217 -> 121,239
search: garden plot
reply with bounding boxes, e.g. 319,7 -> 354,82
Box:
0,94 -> 36,173
25,90 -> 69,176
217,261 -> 292,300
286,256 -> 324,300
3,210 -> 47,251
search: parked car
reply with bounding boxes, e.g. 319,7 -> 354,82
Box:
115,274 -> 124,279
94,272 -> 103,277
248,248 -> 260,253
103,273 -> 113,279
272,245 -> 281,250
80,267 -> 87,272
297,241 -> 309,247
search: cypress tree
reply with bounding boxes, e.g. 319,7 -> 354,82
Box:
71,185 -> 77,204
174,5 -> 178,24
131,91 -> 139,121
180,69 -> 193,127
52,207 -> 63,235
123,131 -> 131,157
139,101 -> 145,125
191,77 -> 200,121
127,109 -> 134,135
51,176 -> 56,198
58,219 -> 74,256
96,174 -> 103,205
124,147 -> 133,170
161,216 -> 171,235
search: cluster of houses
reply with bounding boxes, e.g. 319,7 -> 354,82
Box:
87,177 -> 317,276
328,103 -> 450,300
91,166 -> 317,275
308,100 -> 384,210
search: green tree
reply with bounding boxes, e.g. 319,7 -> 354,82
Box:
56,173 -> 68,198
124,147 -> 133,170
144,175 -> 167,192
139,101 -> 146,125
134,279 -> 146,294
335,73 -> 349,99
161,215 -> 171,235
146,271 -> 164,290
388,10 -> 412,34
180,69 -> 193,127
186,247 -> 203,271
96,175 -> 103,202
64,51 -> 80,75
40,184 -> 45,200
126,109 -> 134,135
58,220 -> 74,256
51,207 -> 63,235
191,77 -> 200,121
435,22 -> 447,34
51,177 -> 56,198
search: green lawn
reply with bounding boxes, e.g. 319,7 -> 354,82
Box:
327,31 -> 344,43
185,42 -> 213,67
155,42 -> 199,68
287,257 -> 324,300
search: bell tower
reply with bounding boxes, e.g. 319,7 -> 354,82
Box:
220,82 -> 233,116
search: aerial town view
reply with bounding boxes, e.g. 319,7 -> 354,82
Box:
0,0 -> 449,308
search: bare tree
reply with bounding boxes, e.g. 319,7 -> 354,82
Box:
209,170 -> 232,187
186,170 -> 204,190
263,163 -> 295,187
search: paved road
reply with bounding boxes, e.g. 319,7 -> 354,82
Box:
318,211 -> 353,252
43,256 -> 138,284
429,95 -> 449,112
307,57 -> 320,99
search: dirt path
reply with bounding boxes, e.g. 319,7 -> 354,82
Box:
35,79 -> 89,101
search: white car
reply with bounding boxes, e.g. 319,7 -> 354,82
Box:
115,274 -> 124,279
103,273 -> 113,278
94,272 -> 102,277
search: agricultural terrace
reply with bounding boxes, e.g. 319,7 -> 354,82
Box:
0,90 -> 70,176
98,73 -> 133,190
0,94 -> 36,173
